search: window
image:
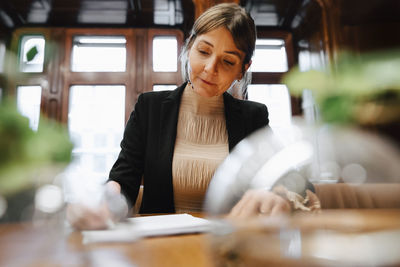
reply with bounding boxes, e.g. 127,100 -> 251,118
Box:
248,84 -> 292,141
147,29 -> 183,97
247,31 -> 295,141
16,86 -> 42,131
250,39 -> 288,72
298,50 -> 326,71
152,36 -> 178,72
71,36 -> 127,72
248,84 -> 291,126
68,85 -> 125,181
19,35 -> 45,73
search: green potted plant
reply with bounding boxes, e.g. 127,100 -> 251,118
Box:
0,99 -> 73,222
283,49 -> 400,147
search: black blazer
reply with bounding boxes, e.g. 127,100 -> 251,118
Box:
109,83 -> 269,213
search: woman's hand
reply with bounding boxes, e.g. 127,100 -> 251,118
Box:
227,189 -> 291,219
66,201 -> 113,230
66,181 -> 128,230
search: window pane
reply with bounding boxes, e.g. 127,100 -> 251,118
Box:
298,50 -> 326,71
0,41 -> 5,73
68,85 -> 125,182
153,84 -> 177,91
248,84 -> 292,141
250,39 -> 288,72
71,36 -> 126,72
19,35 -> 45,73
152,36 -> 177,72
16,85 -> 42,131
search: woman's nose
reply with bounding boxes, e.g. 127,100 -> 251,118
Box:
204,57 -> 218,74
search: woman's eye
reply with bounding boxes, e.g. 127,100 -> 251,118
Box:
224,60 -> 234,66
198,49 -> 209,55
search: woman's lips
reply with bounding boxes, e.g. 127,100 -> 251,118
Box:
200,78 -> 215,85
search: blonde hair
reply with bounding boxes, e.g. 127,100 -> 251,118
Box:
180,3 -> 256,89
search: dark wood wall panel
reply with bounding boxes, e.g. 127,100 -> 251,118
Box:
341,23 -> 400,53
135,29 -> 147,96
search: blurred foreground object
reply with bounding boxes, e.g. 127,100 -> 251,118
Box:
205,123 -> 400,266
204,121 -> 400,215
0,99 -> 73,221
204,49 -> 400,266
205,50 -> 400,214
210,210 -> 400,266
284,49 -> 400,146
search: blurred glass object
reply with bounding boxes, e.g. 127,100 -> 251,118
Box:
280,229 -> 302,259
62,167 -> 105,207
249,39 -> 288,72
61,167 -> 128,224
206,118 -> 400,266
17,85 -> 42,131
19,35 -> 45,72
205,119 -> 400,215
71,36 -> 126,72
209,211 -> 400,266
152,36 -> 177,72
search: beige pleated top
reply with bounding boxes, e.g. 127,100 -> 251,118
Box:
172,86 -> 229,213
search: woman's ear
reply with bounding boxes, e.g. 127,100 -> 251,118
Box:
244,60 -> 252,73
240,60 -> 252,79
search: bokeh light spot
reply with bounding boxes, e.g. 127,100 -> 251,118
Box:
35,185 -> 64,213
341,163 -> 367,184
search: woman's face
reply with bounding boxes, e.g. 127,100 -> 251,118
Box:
188,26 -> 250,97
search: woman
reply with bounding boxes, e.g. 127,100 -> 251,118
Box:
67,3 -> 313,230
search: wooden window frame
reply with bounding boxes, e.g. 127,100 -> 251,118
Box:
147,29 -> 184,90
7,27 -> 184,125
61,28 -> 135,123
251,29 -> 299,115
252,29 -> 294,84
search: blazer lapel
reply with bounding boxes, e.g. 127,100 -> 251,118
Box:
158,83 -> 186,172
223,93 -> 245,151
153,84 -> 186,212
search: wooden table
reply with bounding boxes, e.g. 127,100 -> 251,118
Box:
0,213 -> 213,267
1,210 -> 400,267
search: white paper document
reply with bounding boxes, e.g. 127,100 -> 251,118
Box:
82,213 -> 213,244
